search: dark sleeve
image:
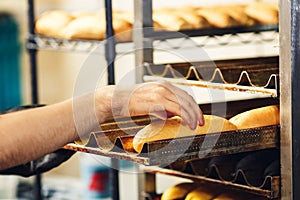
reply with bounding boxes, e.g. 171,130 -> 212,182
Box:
0,104 -> 76,177
0,149 -> 75,177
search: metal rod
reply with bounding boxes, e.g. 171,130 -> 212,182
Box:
104,0 -> 119,200
27,0 -> 42,200
279,0 -> 294,199
105,0 -> 116,85
291,0 -> 300,199
133,0 -> 154,84
28,0 -> 38,104
110,158 -> 120,200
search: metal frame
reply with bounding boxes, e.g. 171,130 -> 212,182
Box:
280,0 -> 300,199
27,0 -> 120,199
133,1 -> 293,200
103,1 -> 120,198
133,0 -> 154,83
27,0 -> 42,199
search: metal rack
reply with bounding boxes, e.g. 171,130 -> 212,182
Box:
142,167 -> 280,199
132,0 -> 282,199
280,0 -> 300,199
27,29 -> 278,52
25,0 -> 300,199
26,0 -> 120,199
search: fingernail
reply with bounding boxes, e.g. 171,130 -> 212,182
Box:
199,117 -> 205,126
190,122 -> 197,130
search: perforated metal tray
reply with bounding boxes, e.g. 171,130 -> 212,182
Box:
64,124 -> 279,166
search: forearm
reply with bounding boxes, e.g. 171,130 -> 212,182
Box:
0,93 -> 108,170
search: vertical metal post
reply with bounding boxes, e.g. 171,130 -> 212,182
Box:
104,1 -> 119,200
134,1 -> 155,199
280,0 -> 300,199
105,0 -> 116,85
133,0 -> 153,83
290,0 -> 300,199
27,0 -> 42,200
28,0 -> 38,104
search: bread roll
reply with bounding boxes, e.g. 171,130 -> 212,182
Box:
244,2 -> 278,25
197,8 -> 236,28
229,105 -> 279,130
133,115 -> 237,153
153,10 -> 193,31
215,5 -> 256,26
113,17 -> 133,42
61,14 -> 105,40
175,7 -> 210,29
185,186 -> 219,200
161,182 -> 196,200
35,10 -> 74,38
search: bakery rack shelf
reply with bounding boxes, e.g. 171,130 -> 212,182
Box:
142,166 -> 280,199
27,27 -> 278,52
26,34 -> 102,52
151,30 -> 278,51
147,24 -> 278,41
64,123 -> 279,166
26,34 -> 135,53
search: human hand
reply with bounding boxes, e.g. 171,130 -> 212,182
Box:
95,81 -> 204,130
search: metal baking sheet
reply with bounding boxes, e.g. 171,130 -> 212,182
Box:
142,166 -> 280,199
64,124 -> 279,166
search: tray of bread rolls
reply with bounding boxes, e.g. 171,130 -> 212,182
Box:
143,148 -> 280,199
64,103 -> 280,166
146,182 -> 276,200
33,2 -> 278,43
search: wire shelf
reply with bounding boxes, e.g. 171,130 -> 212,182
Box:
27,28 -> 279,53
152,31 -> 279,50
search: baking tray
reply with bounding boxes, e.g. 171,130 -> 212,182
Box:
64,124 -> 279,166
142,148 -> 280,199
142,166 -> 280,199
144,56 -> 279,87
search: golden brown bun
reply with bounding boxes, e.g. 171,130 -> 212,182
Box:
196,8 -> 235,28
161,182 -> 196,200
113,17 -> 133,42
215,5 -> 256,26
153,9 -> 193,31
133,115 -> 237,153
229,105 -> 280,130
175,7 -> 210,29
244,2 -> 278,25
36,10 -> 132,41
185,186 -> 219,200
61,14 -> 105,40
35,10 -> 74,38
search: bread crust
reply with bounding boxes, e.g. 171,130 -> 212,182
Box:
161,182 -> 196,200
229,105 -> 279,130
185,186 -> 220,200
133,115 -> 237,153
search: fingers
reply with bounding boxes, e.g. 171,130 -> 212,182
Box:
154,81 -> 204,129
163,82 -> 204,127
149,99 -> 191,128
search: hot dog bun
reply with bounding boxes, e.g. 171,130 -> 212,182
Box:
133,115 -> 237,153
229,105 -> 279,129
